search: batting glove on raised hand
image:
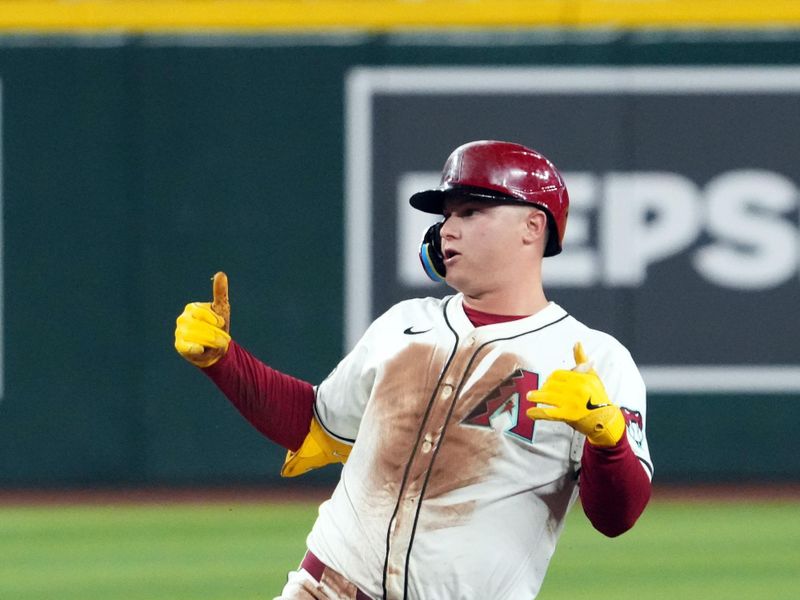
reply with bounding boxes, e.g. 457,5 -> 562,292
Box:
526,342 -> 625,447
174,271 -> 231,368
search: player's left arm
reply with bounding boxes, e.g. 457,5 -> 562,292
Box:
527,342 -> 651,537
578,429 -> 651,537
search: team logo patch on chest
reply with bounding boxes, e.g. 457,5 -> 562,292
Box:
461,369 -> 540,444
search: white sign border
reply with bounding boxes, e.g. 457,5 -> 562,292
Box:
344,66 -> 800,393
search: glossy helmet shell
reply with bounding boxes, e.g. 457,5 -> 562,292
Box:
409,140 -> 569,256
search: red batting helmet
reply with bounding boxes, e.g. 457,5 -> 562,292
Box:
409,140 -> 569,256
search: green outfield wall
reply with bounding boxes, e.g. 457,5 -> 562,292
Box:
0,30 -> 797,487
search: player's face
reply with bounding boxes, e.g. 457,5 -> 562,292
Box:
440,198 -> 537,295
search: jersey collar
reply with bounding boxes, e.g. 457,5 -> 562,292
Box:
446,293 -> 568,340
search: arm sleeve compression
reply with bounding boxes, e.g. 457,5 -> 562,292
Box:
579,435 -> 652,537
202,340 -> 315,452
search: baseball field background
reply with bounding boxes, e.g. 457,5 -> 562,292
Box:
2,489 -> 799,599
0,1 -> 798,598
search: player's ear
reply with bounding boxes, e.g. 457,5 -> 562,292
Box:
522,208 -> 548,246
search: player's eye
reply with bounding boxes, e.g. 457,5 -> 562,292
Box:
444,204 -> 480,219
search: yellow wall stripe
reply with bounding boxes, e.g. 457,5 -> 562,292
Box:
0,1 -> 797,32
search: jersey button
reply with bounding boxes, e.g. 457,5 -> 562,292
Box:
421,431 -> 436,453
441,383 -> 454,399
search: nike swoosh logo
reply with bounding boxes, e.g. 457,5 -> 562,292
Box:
404,326 -> 432,335
586,397 -> 610,410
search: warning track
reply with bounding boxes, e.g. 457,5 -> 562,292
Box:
0,483 -> 797,506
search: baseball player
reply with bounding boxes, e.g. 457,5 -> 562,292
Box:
174,140 -> 653,599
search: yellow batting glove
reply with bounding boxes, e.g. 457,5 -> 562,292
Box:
281,417 -> 352,478
174,272 -> 231,368
526,342 -> 625,447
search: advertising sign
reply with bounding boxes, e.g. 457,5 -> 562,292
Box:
345,66 -> 800,392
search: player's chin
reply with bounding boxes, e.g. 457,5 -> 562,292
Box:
443,266 -> 470,291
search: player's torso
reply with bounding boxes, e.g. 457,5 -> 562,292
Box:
313,296 -> 590,599
350,295 -> 580,501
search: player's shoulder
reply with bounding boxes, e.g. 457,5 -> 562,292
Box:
364,295 -> 452,334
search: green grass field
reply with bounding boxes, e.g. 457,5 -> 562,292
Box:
1,496 -> 798,600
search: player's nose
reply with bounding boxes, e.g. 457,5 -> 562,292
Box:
440,217 -> 459,239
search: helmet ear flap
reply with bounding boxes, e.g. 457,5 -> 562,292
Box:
419,222 -> 446,282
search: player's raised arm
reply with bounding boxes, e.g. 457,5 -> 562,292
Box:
173,272 -> 350,471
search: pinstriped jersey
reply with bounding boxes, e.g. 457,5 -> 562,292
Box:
306,294 -> 652,600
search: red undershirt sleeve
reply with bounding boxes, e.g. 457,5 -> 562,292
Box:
200,340 -> 315,452
579,434 -> 652,537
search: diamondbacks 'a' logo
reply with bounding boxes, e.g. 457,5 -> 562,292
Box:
462,369 -> 540,444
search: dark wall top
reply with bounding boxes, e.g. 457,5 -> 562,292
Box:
0,31 -> 797,486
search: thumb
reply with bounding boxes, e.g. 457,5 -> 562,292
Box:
572,342 -> 592,373
211,271 -> 230,333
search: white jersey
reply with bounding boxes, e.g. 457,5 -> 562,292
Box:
307,294 -> 652,600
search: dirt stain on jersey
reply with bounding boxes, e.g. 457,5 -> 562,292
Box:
424,351 -> 520,499
319,566 -> 363,600
417,499 -> 478,532
361,341 -> 525,529
359,342 -> 448,496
